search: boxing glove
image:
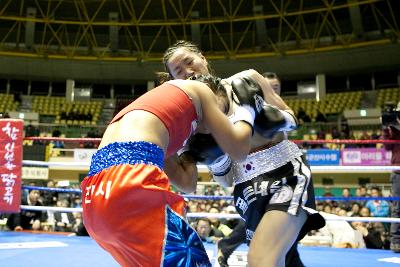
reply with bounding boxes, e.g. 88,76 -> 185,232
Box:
254,104 -> 298,138
231,77 -> 265,115
184,133 -> 224,165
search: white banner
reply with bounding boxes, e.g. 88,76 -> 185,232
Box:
74,149 -> 97,162
22,167 -> 49,180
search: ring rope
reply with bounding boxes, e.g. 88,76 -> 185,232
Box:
19,205 -> 400,223
23,136 -> 400,145
23,185 -> 81,194
21,160 -> 400,173
22,186 -> 400,201
23,160 -> 90,167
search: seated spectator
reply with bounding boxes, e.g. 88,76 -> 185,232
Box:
54,199 -> 76,232
195,218 -> 224,244
82,128 -> 100,148
359,205 -> 389,247
208,207 -> 232,237
51,129 -> 64,148
301,211 -> 365,248
69,212 -> 89,236
355,185 -> 369,205
6,190 -> 47,231
25,124 -> 40,138
365,187 -> 390,218
316,110 -> 327,123
339,187 -> 353,211
42,180 -> 58,206
297,107 -> 311,124
352,221 -> 385,249
370,130 -> 381,141
323,188 -> 338,208
331,127 -> 341,139
341,123 -> 351,139
323,203 -> 333,214
348,202 -> 362,217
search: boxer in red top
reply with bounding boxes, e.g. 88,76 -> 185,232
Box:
81,75 -> 263,266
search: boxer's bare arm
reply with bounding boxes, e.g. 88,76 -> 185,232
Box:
164,153 -> 198,193
193,82 -> 253,161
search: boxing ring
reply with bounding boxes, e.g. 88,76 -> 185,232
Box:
1,133 -> 400,266
1,231 -> 400,267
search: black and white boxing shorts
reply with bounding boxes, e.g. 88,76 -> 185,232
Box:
231,140 -> 325,243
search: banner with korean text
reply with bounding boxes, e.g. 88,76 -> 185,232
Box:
0,119 -> 23,213
341,148 -> 392,166
305,149 -> 341,166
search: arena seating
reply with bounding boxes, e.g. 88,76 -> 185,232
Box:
284,91 -> 363,120
0,93 -> 19,114
32,96 -> 102,125
376,88 -> 400,108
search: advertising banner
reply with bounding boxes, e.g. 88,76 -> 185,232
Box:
0,119 -> 23,213
341,148 -> 392,166
305,149 -> 341,166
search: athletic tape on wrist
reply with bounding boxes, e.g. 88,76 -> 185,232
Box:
208,154 -> 232,176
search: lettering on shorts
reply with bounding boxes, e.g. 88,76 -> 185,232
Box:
253,177 -> 287,196
246,229 -> 254,241
269,185 -> 293,204
236,178 -> 288,213
84,181 -> 112,204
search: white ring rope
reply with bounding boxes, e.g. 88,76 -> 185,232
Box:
23,160 -> 90,167
20,205 -> 400,223
21,160 -> 400,172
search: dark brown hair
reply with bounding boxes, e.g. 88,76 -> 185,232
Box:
162,40 -> 215,78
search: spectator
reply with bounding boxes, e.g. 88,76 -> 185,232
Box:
348,202 -> 362,217
195,218 -> 224,244
6,190 -> 47,231
356,185 -> 369,205
316,110 -> 327,123
297,107 -> 311,124
341,124 -> 351,140
331,127 -> 341,139
359,206 -> 371,217
358,206 -> 390,249
69,212 -> 89,236
208,207 -> 232,237
302,211 -> 365,248
323,204 -> 333,214
340,187 -> 353,211
42,180 -> 58,206
359,131 -> 373,147
352,221 -> 385,249
371,130 -> 381,141
54,199 -> 76,232
51,129 -> 64,148
365,187 -> 390,218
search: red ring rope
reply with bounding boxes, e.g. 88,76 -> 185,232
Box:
24,136 -> 400,144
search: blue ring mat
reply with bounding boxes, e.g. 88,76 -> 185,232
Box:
1,231 -> 400,266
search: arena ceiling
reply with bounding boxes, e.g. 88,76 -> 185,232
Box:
0,0 -> 399,61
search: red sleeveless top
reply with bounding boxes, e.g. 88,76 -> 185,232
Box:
110,83 -> 198,156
